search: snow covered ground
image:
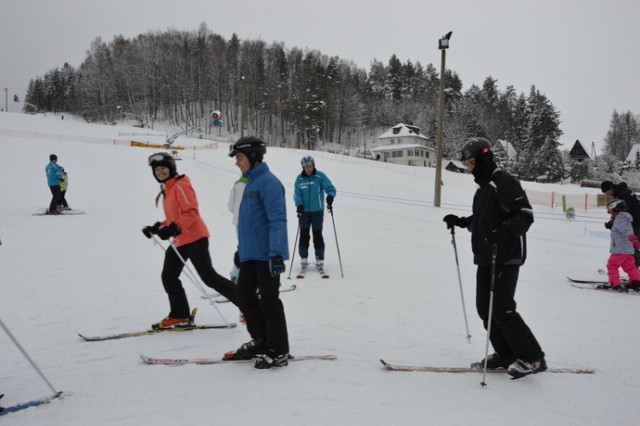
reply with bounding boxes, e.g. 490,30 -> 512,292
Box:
1,112 -> 638,425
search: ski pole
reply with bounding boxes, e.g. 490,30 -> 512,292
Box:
481,246 -> 498,387
151,236 -> 210,297
0,317 -> 62,396
450,228 -> 471,343
329,208 -> 344,277
151,235 -> 232,326
287,223 -> 300,280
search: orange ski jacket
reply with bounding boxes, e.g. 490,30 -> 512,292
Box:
161,174 -> 209,247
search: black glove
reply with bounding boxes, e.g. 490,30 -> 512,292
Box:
485,228 -> 511,247
604,219 -> 614,230
326,195 -> 334,212
156,222 -> 181,240
142,222 -> 162,239
269,255 -> 285,277
296,205 -> 304,219
443,214 -> 466,230
233,251 -> 240,267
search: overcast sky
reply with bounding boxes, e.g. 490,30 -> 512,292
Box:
2,0 -> 638,153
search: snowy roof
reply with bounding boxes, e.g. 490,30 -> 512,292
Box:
371,143 -> 435,152
625,144 -> 640,162
378,123 -> 429,141
494,139 -> 517,158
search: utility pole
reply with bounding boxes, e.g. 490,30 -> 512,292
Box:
433,31 -> 452,208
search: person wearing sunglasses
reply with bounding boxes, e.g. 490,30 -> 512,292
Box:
443,137 -> 546,379
293,155 -> 337,272
142,152 -> 239,329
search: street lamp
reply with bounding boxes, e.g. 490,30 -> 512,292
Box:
433,31 -> 452,208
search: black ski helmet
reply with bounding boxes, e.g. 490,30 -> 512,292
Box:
456,137 -> 495,180
148,152 -> 177,182
456,137 -> 494,162
50,154 -> 58,162
607,199 -> 626,213
228,136 -> 267,166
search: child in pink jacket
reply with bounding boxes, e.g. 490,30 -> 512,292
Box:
603,199 -> 640,292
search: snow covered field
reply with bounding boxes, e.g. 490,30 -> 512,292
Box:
1,113 -> 638,425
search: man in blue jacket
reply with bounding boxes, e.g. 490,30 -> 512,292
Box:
45,154 -> 64,215
224,136 -> 290,369
294,156 -> 337,271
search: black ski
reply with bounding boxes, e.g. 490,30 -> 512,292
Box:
380,359 -> 594,374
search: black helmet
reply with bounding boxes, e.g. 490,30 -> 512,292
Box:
607,199 -> 626,213
148,152 -> 177,182
455,137 -> 493,162
229,136 -> 266,166
456,137 -> 496,180
50,154 -> 58,162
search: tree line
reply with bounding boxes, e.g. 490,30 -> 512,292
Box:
25,23 -> 569,180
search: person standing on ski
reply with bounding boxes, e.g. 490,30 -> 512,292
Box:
45,154 -> 64,215
443,137 -> 546,379
601,180 -> 640,267
142,152 -> 239,329
225,136 -> 290,369
293,155 -> 336,272
601,199 -> 640,292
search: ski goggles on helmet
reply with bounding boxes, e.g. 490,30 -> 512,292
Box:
148,153 -> 171,166
455,146 -> 491,162
301,156 -> 314,167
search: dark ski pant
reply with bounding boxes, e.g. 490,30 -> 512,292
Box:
475,265 -> 544,362
298,211 -> 325,260
48,185 -> 62,213
161,237 -> 238,318
236,260 -> 289,355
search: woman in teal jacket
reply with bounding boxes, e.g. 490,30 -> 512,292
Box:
293,156 -> 336,269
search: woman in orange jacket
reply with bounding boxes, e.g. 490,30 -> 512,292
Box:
142,152 -> 238,329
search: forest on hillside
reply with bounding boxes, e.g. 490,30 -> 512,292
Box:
22,22 -> 637,181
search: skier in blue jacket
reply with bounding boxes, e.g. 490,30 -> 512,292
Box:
45,154 -> 64,215
293,156 -> 337,271
225,136 -> 290,369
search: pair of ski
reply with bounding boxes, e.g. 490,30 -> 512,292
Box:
140,354 -> 336,365
0,391 -> 63,416
380,360 -> 594,375
297,265 -> 329,279
33,208 -> 86,216
566,277 -> 639,295
78,308 -> 236,342
200,284 -> 297,302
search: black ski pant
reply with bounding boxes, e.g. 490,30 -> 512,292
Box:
298,211 -> 325,260
48,185 -> 62,213
236,260 -> 289,355
161,237 -> 238,318
475,264 -> 544,362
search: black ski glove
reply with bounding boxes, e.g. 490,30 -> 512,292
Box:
443,214 -> 467,230
233,251 -> 240,267
269,255 -> 285,277
142,222 -> 162,238
296,205 -> 304,219
156,222 -> 181,240
326,195 -> 334,212
485,227 -> 511,247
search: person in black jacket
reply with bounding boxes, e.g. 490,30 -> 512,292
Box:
443,137 -> 546,379
601,180 -> 640,267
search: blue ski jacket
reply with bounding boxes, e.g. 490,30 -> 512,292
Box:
293,169 -> 336,213
45,161 -> 63,186
237,162 -> 289,262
